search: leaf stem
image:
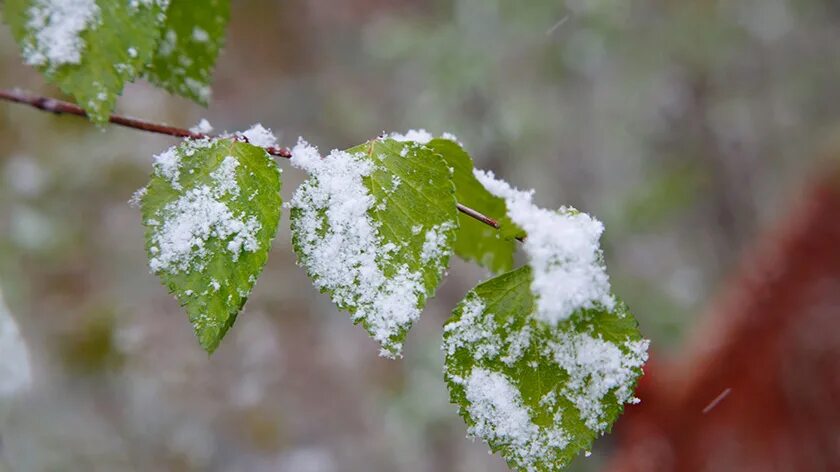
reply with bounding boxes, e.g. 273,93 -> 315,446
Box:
0,88 -> 517,239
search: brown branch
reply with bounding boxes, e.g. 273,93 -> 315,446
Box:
0,88 -> 517,237
0,88 -> 293,158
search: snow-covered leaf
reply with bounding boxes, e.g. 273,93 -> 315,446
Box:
145,0 -> 230,105
140,138 -> 282,353
4,0 -> 167,124
427,138 -> 519,273
443,266 -> 648,471
289,138 -> 458,358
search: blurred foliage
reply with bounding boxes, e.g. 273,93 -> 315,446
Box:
1,0 -> 840,470
58,308 -> 123,375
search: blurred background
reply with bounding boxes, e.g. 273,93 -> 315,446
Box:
1,1 -> 839,471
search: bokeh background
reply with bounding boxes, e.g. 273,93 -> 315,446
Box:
1,1 -> 839,471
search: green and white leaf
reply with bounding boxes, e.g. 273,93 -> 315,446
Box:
140,138 -> 282,353
145,0 -> 230,104
427,138 -> 519,273
443,266 -> 648,472
4,0 -> 168,124
289,138 -> 458,358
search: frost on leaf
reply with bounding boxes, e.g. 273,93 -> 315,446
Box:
140,138 -> 282,353
426,138 -> 520,273
4,0 -> 167,123
145,0 -> 230,105
444,266 -> 648,471
474,169 -> 614,325
289,138 -> 457,358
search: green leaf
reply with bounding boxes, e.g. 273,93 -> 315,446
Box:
145,0 -> 230,105
443,266 -> 648,471
289,138 -> 458,358
4,0 -> 167,124
427,138 -> 519,273
140,138 -> 282,353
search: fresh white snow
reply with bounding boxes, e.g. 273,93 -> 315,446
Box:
441,132 -> 461,144
464,368 -> 569,471
158,29 -> 177,56
474,169 -> 615,325
390,129 -> 460,146
390,129 -> 433,144
241,124 -> 277,149
128,185 -> 147,208
289,138 -> 428,357
153,146 -> 182,190
421,222 -> 454,266
23,0 -> 101,69
190,118 -> 213,135
147,143 -> 261,274
443,296 -> 501,360
548,332 -> 649,432
192,26 -> 209,43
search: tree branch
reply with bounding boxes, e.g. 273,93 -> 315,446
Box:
0,88 -> 516,238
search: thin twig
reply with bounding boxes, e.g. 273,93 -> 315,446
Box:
0,88 -> 516,237
456,203 -> 499,228
0,88 -> 294,158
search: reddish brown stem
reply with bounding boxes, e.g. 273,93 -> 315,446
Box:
0,88 -> 517,237
0,88 -> 293,157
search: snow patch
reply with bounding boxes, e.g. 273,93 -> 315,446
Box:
548,333 -> 649,432
23,0 -> 101,70
153,147 -> 182,190
441,132 -> 461,144
242,123 -> 277,148
464,368 -> 569,471
159,29 -> 177,56
129,186 -> 147,208
443,296 -> 500,360
289,139 -> 427,358
210,156 -> 240,196
443,293 -> 532,367
421,222 -> 454,265
289,138 -> 321,170
190,118 -> 213,135
147,145 -> 261,274
474,169 -> 615,324
390,129 -> 433,144
192,26 -> 209,43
